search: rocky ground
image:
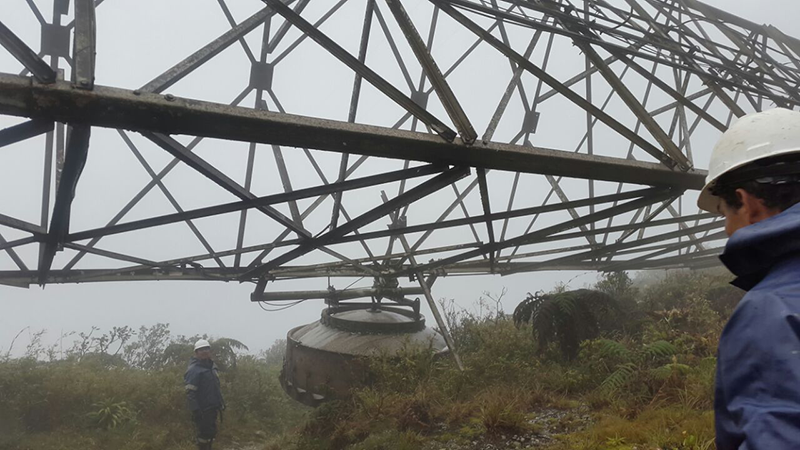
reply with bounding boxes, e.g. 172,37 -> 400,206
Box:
223,406 -> 593,450
423,405 -> 593,450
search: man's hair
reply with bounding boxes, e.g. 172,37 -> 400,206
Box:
713,154 -> 800,212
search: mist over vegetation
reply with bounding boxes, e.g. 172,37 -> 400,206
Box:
0,269 -> 741,450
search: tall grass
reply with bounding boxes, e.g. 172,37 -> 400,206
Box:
1,269 -> 741,450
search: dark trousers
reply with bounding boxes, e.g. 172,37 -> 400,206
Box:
192,408 -> 218,444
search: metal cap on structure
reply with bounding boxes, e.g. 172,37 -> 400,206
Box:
280,306 -> 448,406
698,108 -> 800,213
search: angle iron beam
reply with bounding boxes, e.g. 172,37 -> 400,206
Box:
62,87 -> 253,271
264,0 -> 457,142
616,56 -> 727,132
649,88 -> 712,117
764,25 -> 800,71
603,232 -> 726,271
331,0 -> 376,231
554,3 -> 692,169
544,174 -> 598,247
240,166 -> 470,280
245,155 -> 372,269
432,0 -> 685,169
68,163 -> 446,242
0,235 -> 38,253
0,212 -> 46,235
141,131 -> 312,239
72,0 -> 96,90
252,286 -> 424,302
636,0 -> 747,117
120,131 -> 226,268
216,0 -> 258,64
0,73 -> 708,188
271,242 -> 481,275
0,21 -> 56,84
269,0 -> 349,66
333,186 -> 669,246
265,0 -> 310,54
140,1 -> 295,93
38,125 -> 90,284
679,0 -> 799,104
504,218 -> 724,275
0,232 -> 27,271
63,242 -> 160,267
386,0 -> 477,144
536,42 -> 644,103
447,0 -> 794,106
475,168 -> 496,269
397,188 -> 675,277
483,29 -> 544,144
0,119 -> 53,148
388,209 -> 464,370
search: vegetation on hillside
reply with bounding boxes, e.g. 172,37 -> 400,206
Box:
0,269 -> 742,450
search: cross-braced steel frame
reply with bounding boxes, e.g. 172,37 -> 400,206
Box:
0,0 -> 798,301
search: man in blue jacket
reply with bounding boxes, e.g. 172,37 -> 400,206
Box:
185,339 -> 225,450
697,107 -> 800,449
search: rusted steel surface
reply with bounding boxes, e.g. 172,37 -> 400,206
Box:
281,307 -> 447,406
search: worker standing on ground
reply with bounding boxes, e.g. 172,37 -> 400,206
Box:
698,107 -> 800,449
185,339 -> 225,450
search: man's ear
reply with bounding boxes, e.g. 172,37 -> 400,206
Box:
736,188 -> 768,224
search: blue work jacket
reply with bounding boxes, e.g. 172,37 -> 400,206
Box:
184,357 -> 225,413
715,202 -> 800,449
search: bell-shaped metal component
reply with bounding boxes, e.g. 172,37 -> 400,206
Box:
280,305 -> 447,406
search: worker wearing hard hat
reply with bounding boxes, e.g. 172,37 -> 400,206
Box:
184,339 -> 225,450
698,107 -> 800,449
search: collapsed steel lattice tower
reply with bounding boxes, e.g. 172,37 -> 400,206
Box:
0,0 -> 798,301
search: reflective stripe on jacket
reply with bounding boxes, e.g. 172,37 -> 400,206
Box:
184,357 -> 225,412
715,202 -> 800,449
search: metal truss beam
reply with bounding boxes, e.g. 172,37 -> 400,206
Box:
0,213 -> 45,235
0,73 -> 706,189
38,125 -> 90,283
432,0 -> 685,169
386,0 -> 477,144
0,119 -> 53,148
252,286 -> 424,302
0,21 -> 56,83
140,1 -> 296,93
141,131 -> 311,238
505,219 -> 724,275
264,0 -> 458,142
241,166 -> 470,280
72,0 -> 96,89
68,163 -> 446,241
397,187 -> 675,277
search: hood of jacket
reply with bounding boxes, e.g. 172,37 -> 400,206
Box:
720,202 -> 800,290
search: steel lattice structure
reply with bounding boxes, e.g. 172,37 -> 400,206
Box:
0,0 -> 798,302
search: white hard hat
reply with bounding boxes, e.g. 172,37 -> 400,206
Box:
194,339 -> 211,351
698,108 -> 800,213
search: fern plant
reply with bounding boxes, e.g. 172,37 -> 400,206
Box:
591,338 -> 685,396
599,362 -> 637,394
642,340 -> 678,359
513,289 -> 621,360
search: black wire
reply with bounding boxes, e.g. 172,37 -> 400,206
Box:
257,299 -> 306,312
